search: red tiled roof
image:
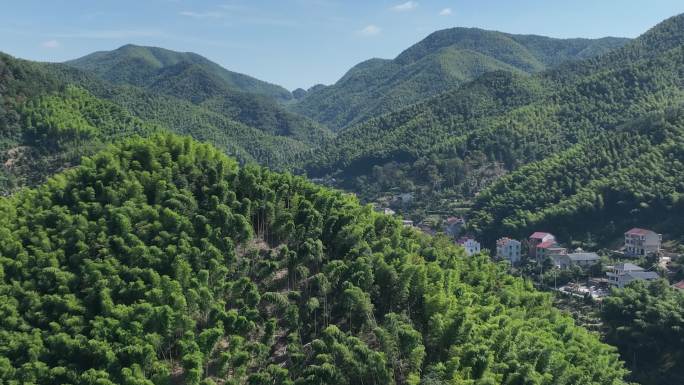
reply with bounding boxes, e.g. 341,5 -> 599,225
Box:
674,281 -> 684,290
529,232 -> 553,240
446,216 -> 462,224
536,240 -> 556,249
625,227 -> 653,236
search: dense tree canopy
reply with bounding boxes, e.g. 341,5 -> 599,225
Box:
602,280 -> 684,385
0,134 -> 629,384
469,107 -> 684,246
291,28 -> 628,131
303,13 -> 684,247
66,44 -> 293,102
1,51 -> 324,194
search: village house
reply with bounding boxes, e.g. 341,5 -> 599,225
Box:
528,232 -> 556,258
401,219 -> 414,228
606,262 -> 659,288
444,216 -> 466,238
537,242 -> 566,262
552,249 -> 600,270
415,219 -> 437,235
457,237 -> 481,256
497,237 -> 522,265
380,208 -> 396,216
624,228 -> 662,257
673,281 -> 684,291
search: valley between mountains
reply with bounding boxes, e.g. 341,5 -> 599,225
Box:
1,11 -> 684,385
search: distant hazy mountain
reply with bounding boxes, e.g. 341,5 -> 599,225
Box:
291,28 -> 629,131
66,44 -> 293,101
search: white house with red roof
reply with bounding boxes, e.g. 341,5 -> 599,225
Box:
528,232 -> 556,258
624,228 -> 661,257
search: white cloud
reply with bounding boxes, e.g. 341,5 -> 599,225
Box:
439,8 -> 452,16
54,29 -> 165,40
179,11 -> 224,19
391,1 -> 418,12
358,24 -> 381,36
41,40 -> 60,49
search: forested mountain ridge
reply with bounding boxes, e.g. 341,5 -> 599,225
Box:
1,51 -> 328,194
66,44 -> 293,101
0,133 -> 630,384
0,52 -> 158,192
50,61 -> 332,148
304,13 -> 684,247
64,46 -> 332,146
468,13 -> 684,246
469,107 -> 684,247
290,28 -> 629,131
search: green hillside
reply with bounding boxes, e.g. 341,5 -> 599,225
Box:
64,47 -> 331,147
291,28 -> 628,131
0,133 -> 629,385
66,44 -> 293,101
5,10 -> 684,385
1,53 -> 322,195
467,13 -> 684,246
469,108 -> 684,247
0,52 -> 157,192
304,13 -> 684,247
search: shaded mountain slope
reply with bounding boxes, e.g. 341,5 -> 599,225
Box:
0,53 -> 318,194
304,13 -> 684,247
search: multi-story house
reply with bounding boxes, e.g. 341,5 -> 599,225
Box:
607,262 -> 659,288
457,237 -> 481,256
537,242 -> 566,262
497,237 -> 522,265
624,228 -> 662,257
528,232 -> 556,258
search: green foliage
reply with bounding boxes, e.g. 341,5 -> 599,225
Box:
66,44 -> 293,102
304,13 -> 684,248
59,50 -> 331,163
0,56 -> 157,192
0,134 -> 629,384
0,51 -> 328,194
291,28 -> 628,131
469,108 -> 684,246
63,45 -> 333,148
602,280 -> 684,385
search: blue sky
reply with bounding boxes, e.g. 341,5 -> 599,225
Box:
1,0 -> 683,90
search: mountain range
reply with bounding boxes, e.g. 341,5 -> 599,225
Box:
2,18 -> 682,250
290,28 -> 629,131
66,44 -> 293,102
304,14 -> 684,249
2,12 -> 684,385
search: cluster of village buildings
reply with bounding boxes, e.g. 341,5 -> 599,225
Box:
376,207 -> 670,290
475,228 -> 662,288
